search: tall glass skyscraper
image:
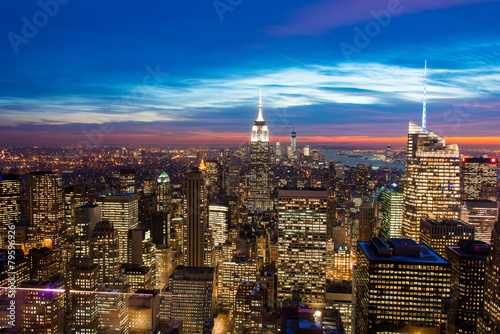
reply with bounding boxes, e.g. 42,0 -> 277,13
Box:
277,188 -> 328,304
403,120 -> 461,243
28,171 -> 64,250
96,193 -> 139,263
248,90 -> 271,211
156,171 -> 171,213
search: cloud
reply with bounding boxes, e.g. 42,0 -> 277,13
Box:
265,0 -> 499,36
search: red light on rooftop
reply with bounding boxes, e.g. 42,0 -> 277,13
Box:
492,158 -> 497,163
462,157 -> 466,162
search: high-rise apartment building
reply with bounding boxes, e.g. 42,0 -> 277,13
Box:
208,204 -> 228,247
96,193 -> 138,263
156,171 -> 172,213
461,200 -> 499,243
17,275 -> 65,333
0,174 -> 20,248
205,159 -> 222,202
64,184 -> 87,237
460,157 -> 498,201
119,168 -> 136,194
74,204 -> 101,258
420,218 -> 474,259
66,258 -> 99,333
28,171 -> 64,250
161,266 -> 215,333
403,121 -> 461,243
225,165 -> 240,197
248,90 -> 271,211
446,240 -> 490,333
219,259 -> 258,310
277,188 -> 328,304
355,164 -> 370,198
155,244 -> 173,290
185,168 -> 208,267
96,285 -> 130,334
359,202 -> 376,242
379,187 -> 403,239
356,238 -> 451,333
90,220 -> 120,284
233,282 -> 266,333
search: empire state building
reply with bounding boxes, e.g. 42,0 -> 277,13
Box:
247,90 -> 271,211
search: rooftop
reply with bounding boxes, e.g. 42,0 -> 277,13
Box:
359,238 -> 449,265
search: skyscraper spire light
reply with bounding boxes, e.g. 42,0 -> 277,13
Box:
422,59 -> 427,133
256,86 -> 264,122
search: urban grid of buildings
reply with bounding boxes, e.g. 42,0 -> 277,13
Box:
1,85 -> 500,334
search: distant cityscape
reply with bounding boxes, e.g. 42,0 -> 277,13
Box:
0,91 -> 499,334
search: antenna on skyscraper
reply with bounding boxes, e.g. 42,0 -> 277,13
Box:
259,86 -> 262,106
422,60 -> 427,133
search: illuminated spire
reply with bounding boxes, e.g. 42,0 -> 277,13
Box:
256,86 -> 264,122
422,60 -> 427,133
199,158 -> 206,170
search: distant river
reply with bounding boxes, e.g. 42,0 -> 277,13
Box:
321,151 -> 405,170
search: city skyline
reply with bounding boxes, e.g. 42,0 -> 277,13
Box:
1,1 -> 500,147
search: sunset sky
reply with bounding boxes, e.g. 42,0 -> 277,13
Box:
1,0 -> 499,148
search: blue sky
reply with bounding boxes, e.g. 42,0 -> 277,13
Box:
1,0 -> 499,147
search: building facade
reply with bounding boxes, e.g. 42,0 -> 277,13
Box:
403,121 -> 461,243
356,238 -> 451,333
248,91 -> 271,211
277,188 -> 328,304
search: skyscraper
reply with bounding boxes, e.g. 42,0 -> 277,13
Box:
185,168 -> 208,267
248,89 -> 271,211
205,159 -> 222,202
28,171 -> 64,250
90,220 -> 120,284
74,204 -> 101,258
96,193 -> 139,263
356,238 -> 451,333
208,204 -> 228,247
156,171 -> 171,213
290,125 -> 296,161
17,275 -> 65,333
355,164 -> 370,199
460,157 -> 498,201
162,266 -> 215,333
64,184 -> 87,237
403,121 -> 461,243
276,140 -> 282,157
379,187 -> 403,239
359,202 -> 376,242
420,218 -> 474,259
446,240 -> 490,333
66,258 -> 99,333
0,174 -> 20,248
478,220 -> 500,332
119,168 -> 136,194
461,200 -> 499,243
277,188 -> 328,304
225,165 -> 240,197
